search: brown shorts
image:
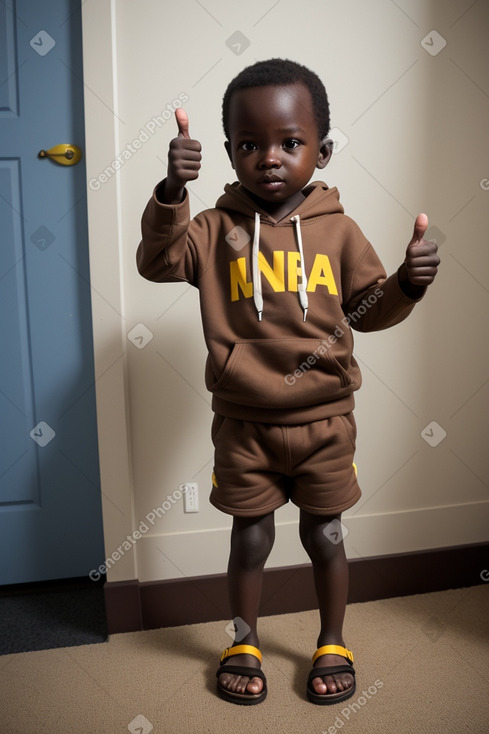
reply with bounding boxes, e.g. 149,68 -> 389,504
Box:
209,413 -> 361,517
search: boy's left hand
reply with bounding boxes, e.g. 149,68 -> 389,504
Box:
404,213 -> 440,286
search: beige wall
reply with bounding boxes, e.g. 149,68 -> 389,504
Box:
82,0 -> 489,584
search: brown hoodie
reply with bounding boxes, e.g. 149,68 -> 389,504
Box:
137,180 -> 423,424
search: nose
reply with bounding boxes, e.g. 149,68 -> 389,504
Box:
258,146 -> 281,169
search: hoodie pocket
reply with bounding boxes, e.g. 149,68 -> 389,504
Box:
207,338 -> 356,410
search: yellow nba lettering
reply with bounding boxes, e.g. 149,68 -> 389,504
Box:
230,252 -> 338,300
258,251 -> 285,292
287,251 -> 302,291
230,257 -> 252,301
230,252 -> 284,300
306,254 -> 338,295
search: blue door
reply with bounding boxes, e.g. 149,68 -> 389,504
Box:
0,0 -> 105,584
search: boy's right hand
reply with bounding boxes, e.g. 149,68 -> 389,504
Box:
164,109 -> 202,203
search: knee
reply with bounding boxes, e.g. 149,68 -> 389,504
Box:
230,515 -> 275,571
299,514 -> 345,564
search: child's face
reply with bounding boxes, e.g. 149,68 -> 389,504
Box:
225,82 -> 330,218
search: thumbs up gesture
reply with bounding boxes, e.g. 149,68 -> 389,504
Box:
403,213 -> 440,287
164,109 -> 202,203
174,107 -> 191,140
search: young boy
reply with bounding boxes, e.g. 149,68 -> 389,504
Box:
137,58 -> 439,706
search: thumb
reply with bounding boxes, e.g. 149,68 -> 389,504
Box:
175,108 -> 190,139
411,212 -> 429,245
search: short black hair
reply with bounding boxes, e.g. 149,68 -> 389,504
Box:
222,58 -> 330,140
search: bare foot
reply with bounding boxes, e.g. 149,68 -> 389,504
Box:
310,652 -> 354,696
218,652 -> 263,696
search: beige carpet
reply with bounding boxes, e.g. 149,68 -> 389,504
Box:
1,585 -> 488,734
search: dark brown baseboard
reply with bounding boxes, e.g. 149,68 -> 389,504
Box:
104,542 -> 489,634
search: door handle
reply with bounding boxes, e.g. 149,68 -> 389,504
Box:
38,144 -> 82,166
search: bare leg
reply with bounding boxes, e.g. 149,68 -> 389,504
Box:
218,512 -> 275,695
299,510 -> 354,696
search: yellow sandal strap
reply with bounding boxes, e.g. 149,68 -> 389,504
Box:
220,644 -> 262,664
312,645 -> 354,665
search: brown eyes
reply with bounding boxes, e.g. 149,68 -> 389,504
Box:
240,142 -> 257,151
283,139 -> 300,149
239,139 -> 301,152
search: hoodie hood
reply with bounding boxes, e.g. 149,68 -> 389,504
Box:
216,180 -> 344,222
216,181 -> 345,321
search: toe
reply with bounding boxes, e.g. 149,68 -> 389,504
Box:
324,674 -> 338,694
218,672 -> 229,688
235,675 -> 249,694
311,676 -> 328,695
218,652 -> 263,697
247,676 -> 263,694
219,672 -> 241,693
338,673 -> 353,691
311,652 -> 354,697
219,672 -> 234,691
219,672 -> 263,696
311,672 -> 354,696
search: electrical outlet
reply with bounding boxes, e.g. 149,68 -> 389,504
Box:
182,483 -> 199,513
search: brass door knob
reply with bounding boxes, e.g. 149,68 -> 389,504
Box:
38,144 -> 82,166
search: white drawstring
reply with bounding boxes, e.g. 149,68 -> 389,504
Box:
251,212 -> 308,322
252,212 -> 263,321
291,214 -> 308,321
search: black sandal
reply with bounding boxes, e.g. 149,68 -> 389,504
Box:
307,644 -> 356,705
216,644 -> 267,705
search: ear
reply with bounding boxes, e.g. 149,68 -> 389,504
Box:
316,137 -> 333,169
224,140 -> 235,169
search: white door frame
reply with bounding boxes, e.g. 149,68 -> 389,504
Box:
81,1 -> 136,583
